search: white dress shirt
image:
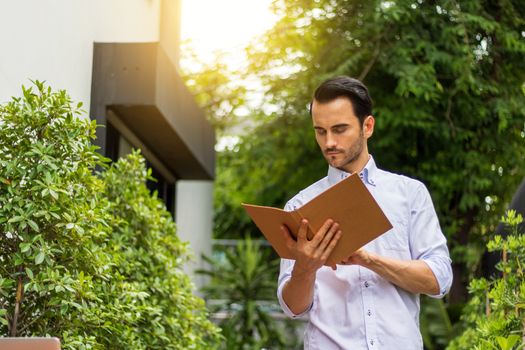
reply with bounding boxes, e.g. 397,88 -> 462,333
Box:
277,156 -> 453,350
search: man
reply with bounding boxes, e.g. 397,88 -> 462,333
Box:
277,76 -> 453,349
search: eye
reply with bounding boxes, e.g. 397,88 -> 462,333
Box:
315,128 -> 326,136
333,126 -> 348,134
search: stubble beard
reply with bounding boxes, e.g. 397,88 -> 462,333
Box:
325,131 -> 365,172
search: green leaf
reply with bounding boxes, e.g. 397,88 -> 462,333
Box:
25,268 -> 34,280
35,251 -> 45,265
49,189 -> 58,200
496,335 -> 520,350
20,242 -> 31,253
8,216 -> 24,223
0,309 -> 7,326
27,219 -> 39,231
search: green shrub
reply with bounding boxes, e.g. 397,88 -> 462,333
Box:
0,81 -> 220,349
447,210 -> 525,350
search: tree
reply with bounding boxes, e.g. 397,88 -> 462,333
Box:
181,44 -> 249,137
0,82 -> 220,349
214,0 -> 525,305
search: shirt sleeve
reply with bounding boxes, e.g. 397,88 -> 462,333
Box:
277,258 -> 313,318
408,182 -> 453,298
276,200 -> 313,318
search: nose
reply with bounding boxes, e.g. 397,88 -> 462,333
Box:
325,132 -> 337,149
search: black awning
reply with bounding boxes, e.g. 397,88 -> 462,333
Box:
90,42 -> 215,180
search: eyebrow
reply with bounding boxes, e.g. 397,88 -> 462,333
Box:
313,123 -> 350,129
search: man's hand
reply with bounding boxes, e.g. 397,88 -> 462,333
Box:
281,218 -> 342,315
340,248 -> 371,266
341,249 -> 440,295
281,219 -> 342,273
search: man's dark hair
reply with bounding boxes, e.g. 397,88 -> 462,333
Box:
310,76 -> 373,125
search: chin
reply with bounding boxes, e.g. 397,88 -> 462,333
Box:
326,157 -> 343,168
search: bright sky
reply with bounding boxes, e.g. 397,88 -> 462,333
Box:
181,0 -> 280,151
180,0 -> 278,69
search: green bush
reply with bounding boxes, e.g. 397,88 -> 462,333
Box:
447,210 -> 525,350
0,82 -> 220,349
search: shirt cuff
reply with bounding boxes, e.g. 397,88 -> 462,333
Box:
277,277 -> 313,318
421,256 -> 453,298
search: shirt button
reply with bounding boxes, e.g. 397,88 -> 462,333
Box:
364,281 -> 369,288
370,339 -> 374,346
367,309 -> 371,316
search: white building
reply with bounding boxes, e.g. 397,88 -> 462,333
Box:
0,0 -> 215,288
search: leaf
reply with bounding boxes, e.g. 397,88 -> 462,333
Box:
496,335 -> 520,350
25,268 -> 34,280
49,189 -> 58,200
8,216 -> 24,223
0,309 -> 7,326
35,251 -> 45,265
27,219 -> 39,231
20,242 -> 31,253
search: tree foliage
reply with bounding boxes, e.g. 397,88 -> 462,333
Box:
214,0 -> 525,303
0,82 -> 220,349
181,45 -> 249,136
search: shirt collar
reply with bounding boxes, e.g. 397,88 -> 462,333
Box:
327,155 -> 377,187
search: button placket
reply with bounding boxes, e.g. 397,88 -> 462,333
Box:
359,268 -> 378,349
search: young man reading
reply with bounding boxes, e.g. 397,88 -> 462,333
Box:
278,76 -> 453,350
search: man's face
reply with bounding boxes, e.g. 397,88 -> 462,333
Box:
311,97 -> 374,172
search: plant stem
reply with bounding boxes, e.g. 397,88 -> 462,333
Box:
9,271 -> 23,337
485,290 -> 491,317
502,247 -> 507,280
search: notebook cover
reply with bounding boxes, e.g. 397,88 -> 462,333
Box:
242,174 -> 392,265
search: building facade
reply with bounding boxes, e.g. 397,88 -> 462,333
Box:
0,0 -> 215,287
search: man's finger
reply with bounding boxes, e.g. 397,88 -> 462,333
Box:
311,218 -> 334,245
281,225 -> 296,248
320,230 -> 342,261
296,219 -> 309,242
317,221 -> 339,252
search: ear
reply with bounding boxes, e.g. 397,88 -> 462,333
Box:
362,116 -> 375,139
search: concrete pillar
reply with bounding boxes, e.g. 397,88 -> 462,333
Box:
175,180 -> 214,290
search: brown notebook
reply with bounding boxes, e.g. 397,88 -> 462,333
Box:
242,174 -> 392,266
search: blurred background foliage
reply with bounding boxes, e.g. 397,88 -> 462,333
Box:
197,238 -> 301,349
184,0 -> 525,348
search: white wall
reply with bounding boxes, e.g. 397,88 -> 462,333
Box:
176,180 -> 214,289
0,0 -> 161,111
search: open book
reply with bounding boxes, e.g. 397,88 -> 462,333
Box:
242,174 -> 392,266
